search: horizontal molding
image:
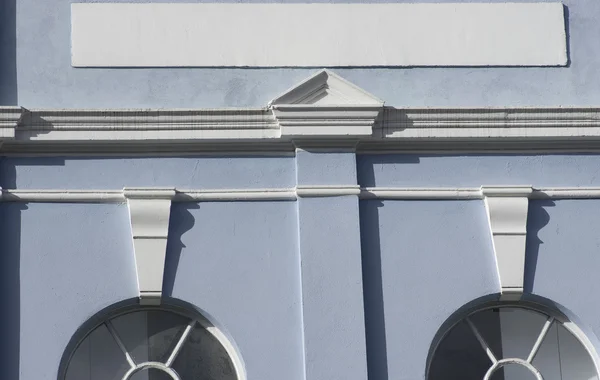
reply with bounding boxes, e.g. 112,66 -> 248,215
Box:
5,107 -> 600,153
361,187 -> 483,200
6,187 -> 600,202
296,185 -> 361,198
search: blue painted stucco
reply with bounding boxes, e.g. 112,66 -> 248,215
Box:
296,150 -> 357,186
0,203 -> 137,380
358,154 -> 600,188
3,153 -> 600,379
2,0 -> 600,376
2,0 -> 600,107
168,201 -> 303,380
298,196 -> 367,380
526,200 -> 600,343
360,199 -> 499,380
0,156 -> 295,189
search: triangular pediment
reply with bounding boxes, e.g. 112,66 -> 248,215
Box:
269,69 -> 383,106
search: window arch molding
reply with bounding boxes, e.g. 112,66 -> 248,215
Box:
425,296 -> 600,380
58,298 -> 246,380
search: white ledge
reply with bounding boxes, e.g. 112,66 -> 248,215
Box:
5,186 -> 600,202
296,185 -> 361,198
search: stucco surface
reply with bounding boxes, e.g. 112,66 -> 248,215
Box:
0,156 -> 295,189
296,151 -> 357,186
2,0 -> 600,107
0,203 -> 137,380
360,199 -> 498,380
167,201 -> 304,380
526,200 -> 600,346
358,154 -> 600,188
298,196 -> 367,380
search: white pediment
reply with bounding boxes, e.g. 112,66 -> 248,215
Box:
269,69 -> 383,106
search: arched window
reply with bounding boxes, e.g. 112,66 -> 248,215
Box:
61,304 -> 242,380
428,303 -> 599,380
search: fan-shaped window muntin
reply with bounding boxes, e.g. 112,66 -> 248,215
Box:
62,305 -> 243,380
428,303 -> 600,380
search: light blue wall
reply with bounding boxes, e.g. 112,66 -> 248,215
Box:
526,200 -> 600,342
360,199 -> 499,380
0,156 -> 295,189
358,154 -> 600,187
168,201 -> 304,380
296,150 -> 357,186
3,0 -> 600,107
295,150 -> 367,380
0,203 -> 137,380
4,153 -> 600,380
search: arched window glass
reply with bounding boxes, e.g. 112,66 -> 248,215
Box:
428,305 -> 599,380
63,308 -> 240,380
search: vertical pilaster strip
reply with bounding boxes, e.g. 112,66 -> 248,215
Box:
124,187 -> 176,305
481,186 -> 533,300
295,148 -> 368,380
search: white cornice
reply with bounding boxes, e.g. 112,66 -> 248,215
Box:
5,59 -> 600,155
0,106 -> 23,139
4,106 -> 600,152
5,186 -> 600,202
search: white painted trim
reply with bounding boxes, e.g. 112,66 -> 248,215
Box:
6,186 -> 600,202
269,69 -> 383,106
482,186 -> 533,300
0,106 -> 23,139
361,187 -> 483,200
180,189 -> 296,201
296,185 -> 361,198
71,3 -> 566,67
125,188 -> 175,305
4,70 -> 600,150
272,105 -> 382,137
7,105 -> 600,151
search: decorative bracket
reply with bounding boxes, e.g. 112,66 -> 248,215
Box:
481,185 -> 533,301
124,187 -> 176,305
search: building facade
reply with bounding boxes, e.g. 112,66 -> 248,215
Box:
2,1 -> 600,380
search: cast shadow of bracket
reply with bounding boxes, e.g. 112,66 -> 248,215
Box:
163,200 -> 200,298
524,199 -> 555,294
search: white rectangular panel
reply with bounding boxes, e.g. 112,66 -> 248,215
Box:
71,3 -> 567,67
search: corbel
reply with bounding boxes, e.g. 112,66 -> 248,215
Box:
481,185 -> 533,301
124,187 -> 176,305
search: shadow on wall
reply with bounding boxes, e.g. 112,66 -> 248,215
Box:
0,162 -> 24,379
359,199 -> 389,380
357,154 -> 420,188
524,200 -> 555,293
0,0 -> 17,104
163,201 -> 199,297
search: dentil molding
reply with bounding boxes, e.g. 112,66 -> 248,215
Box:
124,187 -> 176,305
